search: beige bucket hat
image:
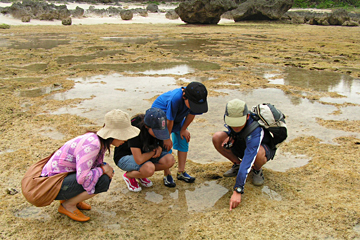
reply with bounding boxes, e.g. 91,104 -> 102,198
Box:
97,109 -> 140,140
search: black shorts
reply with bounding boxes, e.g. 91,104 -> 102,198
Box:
231,143 -> 276,161
55,172 -> 111,200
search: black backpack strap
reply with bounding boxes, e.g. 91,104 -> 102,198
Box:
239,121 -> 260,140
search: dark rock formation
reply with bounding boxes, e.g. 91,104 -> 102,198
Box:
70,6 -> 84,18
146,4 -> 159,13
175,0 -> 237,24
120,9 -> 133,20
62,17 -> 72,25
231,0 -> 294,21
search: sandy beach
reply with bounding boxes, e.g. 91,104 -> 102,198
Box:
0,2 -> 360,240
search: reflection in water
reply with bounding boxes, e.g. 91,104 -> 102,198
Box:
128,64 -> 195,75
264,67 -> 360,104
49,73 -> 178,123
17,84 -> 62,98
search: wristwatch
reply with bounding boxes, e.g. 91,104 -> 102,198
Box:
234,186 -> 244,194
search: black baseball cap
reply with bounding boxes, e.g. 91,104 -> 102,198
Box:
144,108 -> 170,140
184,82 -> 208,114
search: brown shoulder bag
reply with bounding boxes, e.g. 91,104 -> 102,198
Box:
21,152 -> 68,207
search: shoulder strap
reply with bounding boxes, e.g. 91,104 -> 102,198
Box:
238,121 -> 260,140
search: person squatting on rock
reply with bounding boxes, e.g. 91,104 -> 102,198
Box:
151,82 -> 208,187
40,109 -> 140,221
212,99 -> 277,210
114,108 -> 176,192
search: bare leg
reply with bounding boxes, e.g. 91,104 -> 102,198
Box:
177,150 -> 187,172
212,131 -> 241,164
155,154 -> 175,175
126,162 -> 155,179
253,146 -> 267,170
62,191 -> 96,212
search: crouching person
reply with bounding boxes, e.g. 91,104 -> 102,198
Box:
212,99 -> 277,210
114,108 -> 176,192
24,109 -> 140,222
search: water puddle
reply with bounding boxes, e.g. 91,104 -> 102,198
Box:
265,151 -> 310,172
43,68 -> 360,171
145,191 -> 164,203
74,61 -> 220,73
5,77 -> 42,83
263,66 -> 360,105
16,84 -> 62,98
48,73 -> 179,123
169,181 -> 228,212
101,36 -> 157,44
5,38 -> 69,49
38,126 -> 65,140
261,186 -> 282,201
14,206 -> 51,221
56,50 -> 125,65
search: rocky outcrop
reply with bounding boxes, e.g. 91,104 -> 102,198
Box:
1,0 -> 71,20
285,9 -> 360,27
175,0 -> 238,24
231,0 -> 293,21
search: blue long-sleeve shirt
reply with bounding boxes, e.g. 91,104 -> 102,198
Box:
226,114 -> 271,190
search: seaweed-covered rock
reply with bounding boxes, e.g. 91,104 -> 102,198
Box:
328,9 -> 350,25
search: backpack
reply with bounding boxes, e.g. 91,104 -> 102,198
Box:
240,103 -> 287,149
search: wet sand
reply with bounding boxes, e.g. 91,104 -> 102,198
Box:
1,17 -> 360,239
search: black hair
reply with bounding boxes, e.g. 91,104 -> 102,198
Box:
131,113 -> 161,152
87,130 -> 113,154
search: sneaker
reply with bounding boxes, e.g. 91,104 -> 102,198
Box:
123,173 -> 142,192
138,178 -> 153,187
177,171 -> 195,183
252,168 -> 264,186
163,175 -> 176,188
223,164 -> 240,177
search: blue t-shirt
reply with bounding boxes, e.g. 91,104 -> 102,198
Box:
152,87 -> 199,132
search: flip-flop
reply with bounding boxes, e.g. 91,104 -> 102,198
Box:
58,204 -> 90,222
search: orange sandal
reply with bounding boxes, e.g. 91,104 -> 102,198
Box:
58,204 -> 90,222
60,200 -> 91,210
